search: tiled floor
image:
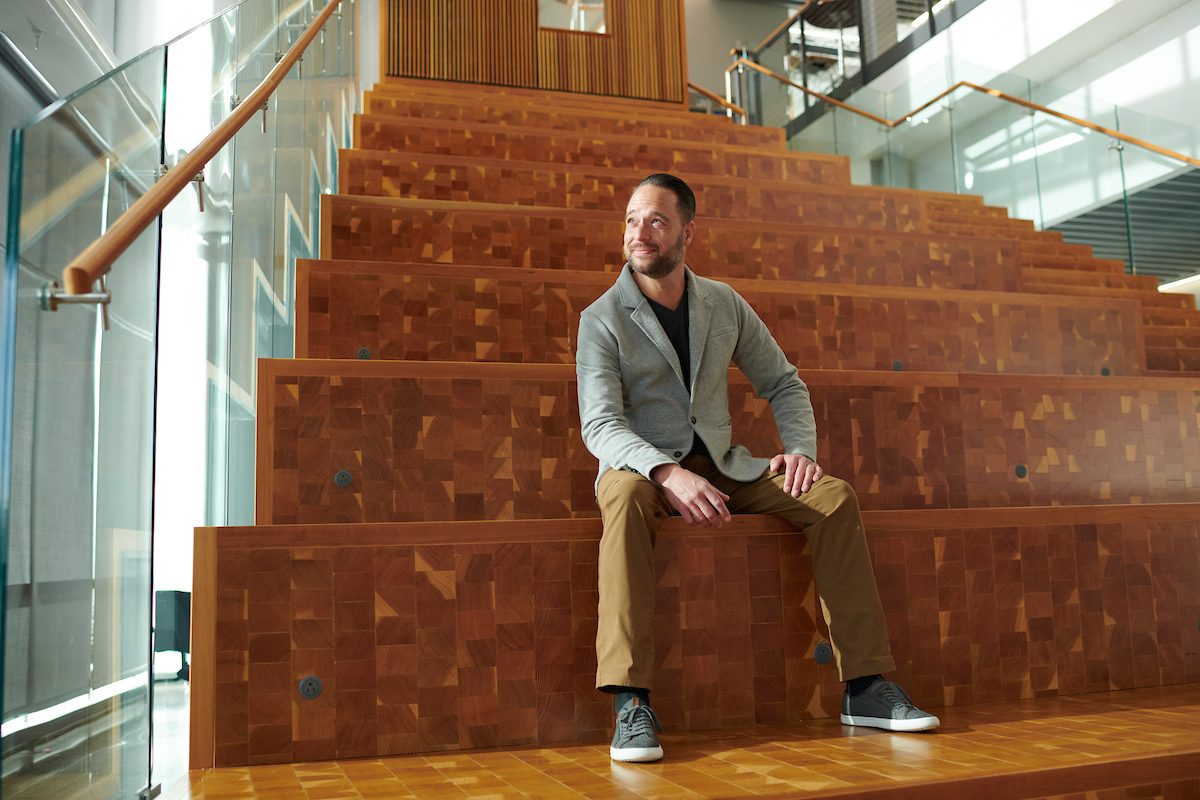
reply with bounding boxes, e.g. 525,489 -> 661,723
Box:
164,684 -> 1200,799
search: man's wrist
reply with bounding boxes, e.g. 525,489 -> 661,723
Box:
650,462 -> 679,485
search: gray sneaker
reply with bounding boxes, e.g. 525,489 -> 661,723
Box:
840,679 -> 940,732
610,697 -> 664,762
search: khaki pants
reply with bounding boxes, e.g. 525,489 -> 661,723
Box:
595,455 -> 896,690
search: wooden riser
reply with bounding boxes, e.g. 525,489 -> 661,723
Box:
363,92 -> 785,149
352,114 -> 850,183
1144,327 -> 1200,348
320,195 -> 1020,291
190,507 -> 1200,768
255,359 -> 1200,525
339,149 -> 908,222
1144,307 -> 1200,326
295,260 -> 1146,377
1148,347 -> 1200,372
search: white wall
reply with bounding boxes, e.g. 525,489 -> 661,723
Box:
685,0 -> 789,97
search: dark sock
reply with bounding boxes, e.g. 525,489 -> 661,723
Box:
846,674 -> 882,696
602,685 -> 650,710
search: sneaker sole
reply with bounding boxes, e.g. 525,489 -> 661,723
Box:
840,713 -> 940,732
610,745 -> 664,762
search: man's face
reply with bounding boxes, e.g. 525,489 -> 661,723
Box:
623,185 -> 694,280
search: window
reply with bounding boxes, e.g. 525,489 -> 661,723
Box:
539,0 -> 607,34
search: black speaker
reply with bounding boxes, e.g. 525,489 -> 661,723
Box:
155,590 -> 192,680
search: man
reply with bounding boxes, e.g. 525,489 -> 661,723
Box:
575,173 -> 939,764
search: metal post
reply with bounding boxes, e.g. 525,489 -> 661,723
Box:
856,0 -> 868,79
836,27 -> 846,85
799,18 -> 810,110
753,58 -> 763,126
1113,107 -> 1136,274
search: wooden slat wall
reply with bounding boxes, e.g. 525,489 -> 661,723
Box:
386,0 -> 685,102
388,0 -> 537,86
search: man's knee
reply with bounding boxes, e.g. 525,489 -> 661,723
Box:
813,475 -> 860,516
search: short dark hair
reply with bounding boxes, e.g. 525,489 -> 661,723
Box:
635,173 -> 696,222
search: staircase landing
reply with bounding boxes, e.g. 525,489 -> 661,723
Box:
168,684 -> 1199,798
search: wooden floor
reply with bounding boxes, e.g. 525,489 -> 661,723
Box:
166,685 -> 1200,799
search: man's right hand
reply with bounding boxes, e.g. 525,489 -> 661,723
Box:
650,463 -> 732,528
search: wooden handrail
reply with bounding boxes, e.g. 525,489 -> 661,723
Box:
735,58 -> 1200,170
687,81 -> 747,121
61,0 -> 342,295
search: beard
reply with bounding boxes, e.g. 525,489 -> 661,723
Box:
625,231 -> 687,279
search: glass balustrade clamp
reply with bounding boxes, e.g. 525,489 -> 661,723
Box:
159,164 -> 206,212
39,275 -> 112,330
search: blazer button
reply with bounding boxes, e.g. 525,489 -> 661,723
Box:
674,451 -> 683,458
690,416 -> 697,424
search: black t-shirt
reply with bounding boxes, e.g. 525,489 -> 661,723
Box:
645,287 -> 709,458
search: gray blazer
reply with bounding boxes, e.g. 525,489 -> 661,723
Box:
576,264 -> 816,488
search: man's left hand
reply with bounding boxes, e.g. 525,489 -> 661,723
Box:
769,453 -> 823,496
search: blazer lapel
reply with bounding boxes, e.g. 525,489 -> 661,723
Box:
617,264 -> 687,388
686,267 -> 711,394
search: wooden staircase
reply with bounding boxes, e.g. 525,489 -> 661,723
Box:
190,76 -> 1200,796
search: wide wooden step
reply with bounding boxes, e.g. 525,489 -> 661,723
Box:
1019,254 -> 1124,273
1021,282 -> 1193,309
339,149 -> 923,226
1022,240 -> 1095,259
1023,266 -> 1162,291
376,76 -> 704,116
927,220 -> 1042,239
320,195 -> 1020,291
922,198 -> 1006,218
363,91 -> 785,149
339,146 -> 916,217
295,260 -> 1144,377
190,503 -> 1200,767
352,114 -> 850,183
179,687 -> 1200,797
256,359 -> 1200,525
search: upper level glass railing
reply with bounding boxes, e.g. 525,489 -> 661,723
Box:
723,0 -> 976,126
732,53 -> 1200,284
0,0 -> 362,795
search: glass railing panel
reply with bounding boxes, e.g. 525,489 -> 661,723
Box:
4,0 -> 360,795
781,54 -> 1199,287
152,5 -> 241,790
833,89 -> 890,186
219,0 -> 281,528
2,46 -> 165,798
214,0 -> 357,527
788,106 -> 839,155
754,34 -> 793,129
1110,104 -> 1200,281
791,13 -> 861,95
948,74 -> 1044,224
877,95 -> 956,194
1026,103 -> 1130,265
